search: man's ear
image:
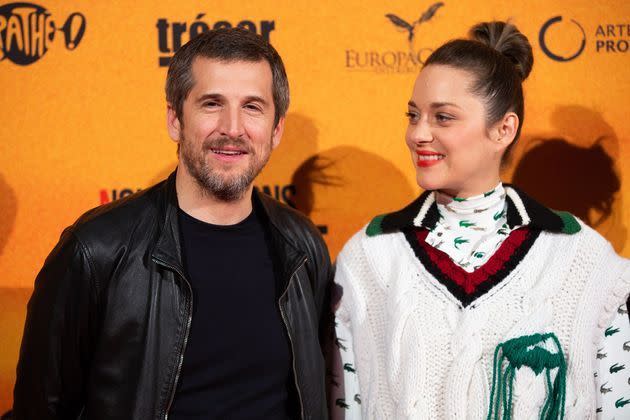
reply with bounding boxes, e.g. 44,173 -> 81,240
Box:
490,112 -> 519,152
271,116 -> 285,149
166,104 -> 181,143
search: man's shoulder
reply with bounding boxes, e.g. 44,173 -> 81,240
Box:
69,179 -> 167,244
257,191 -> 323,242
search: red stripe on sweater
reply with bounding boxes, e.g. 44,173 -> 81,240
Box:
414,228 -> 530,295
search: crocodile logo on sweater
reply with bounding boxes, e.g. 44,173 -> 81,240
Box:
453,236 -> 469,249
335,338 -> 348,351
336,398 -> 349,409
618,304 -> 628,315
624,341 -> 630,352
343,363 -> 356,373
600,382 -> 612,394
596,348 -> 607,359
609,363 -> 626,374
459,220 -> 476,228
605,326 -> 620,337
615,397 -> 630,408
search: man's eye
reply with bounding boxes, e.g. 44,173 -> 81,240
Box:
245,104 -> 262,112
204,101 -> 220,107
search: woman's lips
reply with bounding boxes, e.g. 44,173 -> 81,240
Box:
416,151 -> 445,167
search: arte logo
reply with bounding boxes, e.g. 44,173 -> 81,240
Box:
345,2 -> 444,74
539,16 -> 586,62
156,13 -> 275,67
540,15 -> 629,62
0,2 -> 86,65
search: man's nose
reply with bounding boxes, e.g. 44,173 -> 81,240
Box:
217,107 -> 245,139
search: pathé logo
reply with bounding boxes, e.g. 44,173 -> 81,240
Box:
0,2 -> 86,65
539,16 -> 586,62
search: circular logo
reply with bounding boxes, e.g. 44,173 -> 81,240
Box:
539,16 -> 586,62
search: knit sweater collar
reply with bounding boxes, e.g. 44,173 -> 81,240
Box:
366,184 -> 580,237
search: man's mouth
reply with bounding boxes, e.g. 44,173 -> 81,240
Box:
211,148 -> 247,156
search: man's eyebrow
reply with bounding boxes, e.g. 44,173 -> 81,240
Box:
243,95 -> 269,106
195,93 -> 269,107
196,93 -> 224,103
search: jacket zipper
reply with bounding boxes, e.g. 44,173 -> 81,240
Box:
152,257 -> 194,420
278,257 -> 308,420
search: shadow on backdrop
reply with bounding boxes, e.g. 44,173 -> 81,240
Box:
0,173 -> 17,256
291,146 -> 416,257
510,106 -> 626,252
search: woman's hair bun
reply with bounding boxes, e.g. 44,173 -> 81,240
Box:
469,21 -> 534,81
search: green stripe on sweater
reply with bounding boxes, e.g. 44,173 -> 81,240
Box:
553,211 -> 581,234
366,214 -> 386,237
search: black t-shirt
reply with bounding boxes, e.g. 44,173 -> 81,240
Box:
168,207 -> 293,419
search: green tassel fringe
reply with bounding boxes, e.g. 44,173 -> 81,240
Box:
487,333 -> 566,420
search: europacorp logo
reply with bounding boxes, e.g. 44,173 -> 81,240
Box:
540,15 -> 629,62
345,2 -> 444,73
0,2 -> 86,65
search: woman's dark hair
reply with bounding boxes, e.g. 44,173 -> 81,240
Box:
425,21 -> 533,161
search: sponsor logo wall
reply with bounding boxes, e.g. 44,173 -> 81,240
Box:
0,0 -> 628,411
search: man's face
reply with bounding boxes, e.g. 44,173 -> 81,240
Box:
168,57 -> 284,201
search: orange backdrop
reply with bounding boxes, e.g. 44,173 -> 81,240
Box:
0,0 -> 628,411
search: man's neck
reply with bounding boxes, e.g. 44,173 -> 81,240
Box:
175,167 -> 254,226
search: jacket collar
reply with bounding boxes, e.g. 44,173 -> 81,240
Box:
366,184 -> 580,237
151,171 -> 305,287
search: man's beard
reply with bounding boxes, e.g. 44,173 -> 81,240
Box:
180,134 -> 272,202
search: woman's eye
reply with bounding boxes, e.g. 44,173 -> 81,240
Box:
436,114 -> 453,123
406,111 -> 419,122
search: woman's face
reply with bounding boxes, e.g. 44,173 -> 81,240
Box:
405,64 -> 505,197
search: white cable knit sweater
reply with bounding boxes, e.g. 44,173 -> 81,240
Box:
334,189 -> 630,419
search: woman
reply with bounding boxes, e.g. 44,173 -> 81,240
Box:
332,21 -> 630,419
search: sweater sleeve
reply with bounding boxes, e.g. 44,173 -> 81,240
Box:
329,316 -> 363,419
594,302 -> 630,418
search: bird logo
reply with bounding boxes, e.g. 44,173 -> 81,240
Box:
385,2 -> 444,46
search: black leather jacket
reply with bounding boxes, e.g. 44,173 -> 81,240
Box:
13,173 -> 333,420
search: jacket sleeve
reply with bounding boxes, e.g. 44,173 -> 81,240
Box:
13,228 -> 99,420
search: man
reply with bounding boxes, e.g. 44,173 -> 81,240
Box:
13,28 -> 333,420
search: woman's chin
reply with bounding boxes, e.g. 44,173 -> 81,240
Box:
416,174 -> 444,192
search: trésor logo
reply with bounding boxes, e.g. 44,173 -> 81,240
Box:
156,13 -> 275,67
